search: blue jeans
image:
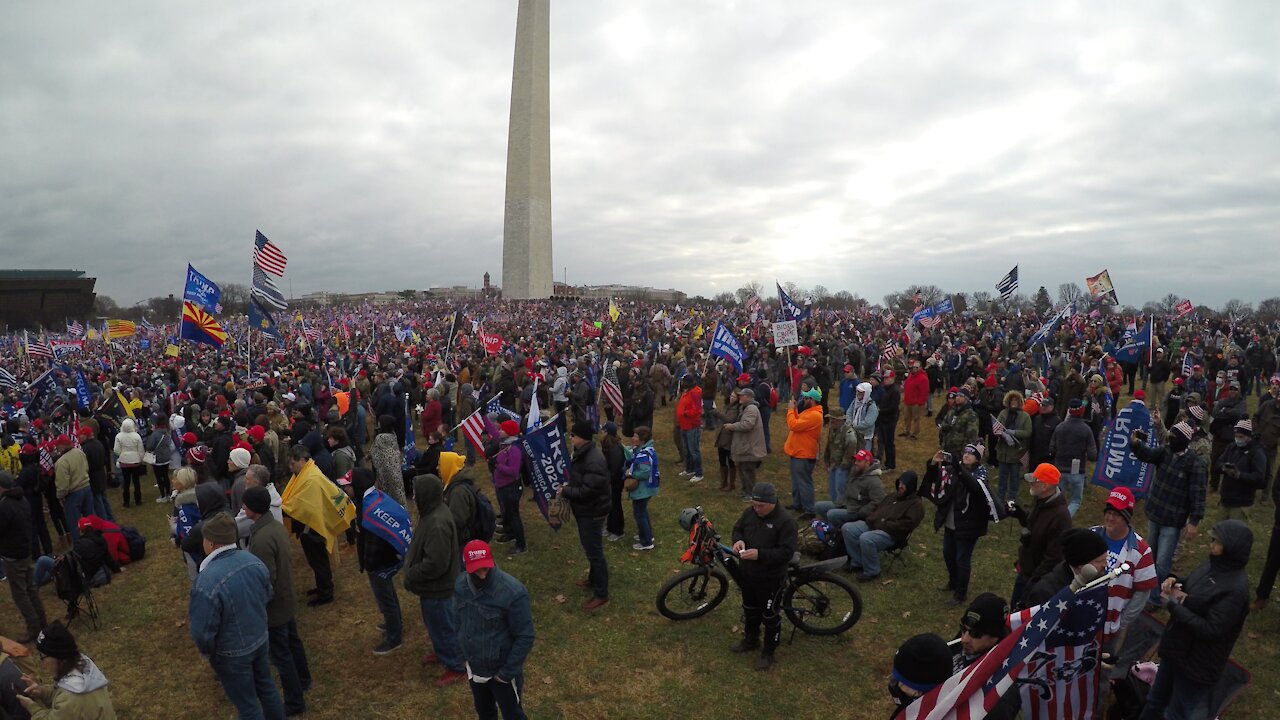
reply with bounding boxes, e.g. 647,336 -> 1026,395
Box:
470,675 -> 527,720
1146,520 -> 1181,605
681,429 -> 703,475
419,596 -> 464,672
827,467 -> 848,504
997,462 -> 1021,505
843,521 -> 895,577
632,498 -> 653,545
1138,660 -> 1212,720
267,620 -> 311,715
789,457 -> 816,513
367,572 -> 403,645
813,502 -> 852,527
34,555 -> 107,588
943,530 -> 977,601
62,487 -> 94,542
210,643 -> 286,720
574,514 -> 609,599
1062,473 -> 1086,517
92,490 -> 115,523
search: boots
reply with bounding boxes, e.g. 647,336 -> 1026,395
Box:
727,466 -> 737,491
719,467 -> 729,491
1251,597 -> 1268,612
730,635 -> 760,653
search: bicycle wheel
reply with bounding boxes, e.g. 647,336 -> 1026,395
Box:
782,572 -> 862,635
656,567 -> 730,621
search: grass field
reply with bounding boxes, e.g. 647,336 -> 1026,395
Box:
4,396 -> 1278,719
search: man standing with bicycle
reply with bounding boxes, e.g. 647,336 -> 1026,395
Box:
730,482 -> 798,670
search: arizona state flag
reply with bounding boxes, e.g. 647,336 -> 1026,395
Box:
180,301 -> 228,348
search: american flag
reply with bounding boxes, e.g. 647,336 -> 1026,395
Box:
364,339 -> 380,366
303,327 -> 322,343
991,416 -> 1008,436
486,395 -> 521,423
903,582 -> 1108,720
0,365 -> 18,391
66,320 -> 85,337
1181,350 -> 1193,378
601,362 -> 624,415
253,230 -> 288,276
881,343 -> 898,364
996,265 -> 1019,300
25,333 -> 54,360
271,348 -> 289,360
460,406 -> 491,458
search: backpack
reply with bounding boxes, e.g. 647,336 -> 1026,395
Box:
121,526 -> 146,562
762,382 -> 779,410
798,519 -> 846,560
53,552 -> 88,603
450,482 -> 497,543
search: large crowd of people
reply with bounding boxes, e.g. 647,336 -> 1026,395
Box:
1,295 -> 1278,718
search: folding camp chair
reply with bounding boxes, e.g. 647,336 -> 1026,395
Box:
52,552 -> 100,630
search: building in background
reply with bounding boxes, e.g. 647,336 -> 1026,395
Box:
0,270 -> 96,331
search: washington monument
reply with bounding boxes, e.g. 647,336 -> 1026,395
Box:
501,0 -> 554,299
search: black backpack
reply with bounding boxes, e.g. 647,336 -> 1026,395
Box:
451,482 -> 497,543
121,526 -> 147,562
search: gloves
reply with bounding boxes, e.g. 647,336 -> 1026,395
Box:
1002,430 -> 1017,446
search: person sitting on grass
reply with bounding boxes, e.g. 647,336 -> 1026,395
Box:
843,471 -> 924,582
17,621 -> 117,718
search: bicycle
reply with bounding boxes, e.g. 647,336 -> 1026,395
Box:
655,506 -> 863,636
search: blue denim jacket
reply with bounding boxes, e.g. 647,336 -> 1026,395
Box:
189,547 -> 273,658
452,568 -> 535,679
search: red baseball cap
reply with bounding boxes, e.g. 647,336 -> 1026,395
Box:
854,449 -> 874,463
1106,486 -> 1136,514
737,373 -> 752,384
463,540 -> 495,574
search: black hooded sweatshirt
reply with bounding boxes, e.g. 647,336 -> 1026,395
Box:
1159,519 -> 1252,686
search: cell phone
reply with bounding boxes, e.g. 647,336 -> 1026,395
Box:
939,452 -> 952,462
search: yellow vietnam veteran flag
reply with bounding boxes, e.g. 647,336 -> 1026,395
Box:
608,298 -> 620,323
281,460 -> 355,553
106,319 -> 136,339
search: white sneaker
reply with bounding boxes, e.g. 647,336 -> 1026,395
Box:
678,471 -> 693,477
154,497 -> 168,504
606,533 -> 624,542
633,542 -> 655,551
689,475 -> 703,483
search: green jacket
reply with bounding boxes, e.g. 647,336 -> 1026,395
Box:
28,655 -> 117,720
939,406 -> 980,458
54,447 -> 90,499
403,474 -> 460,599
445,467 -> 479,545
246,513 -> 297,627
993,408 -> 1032,465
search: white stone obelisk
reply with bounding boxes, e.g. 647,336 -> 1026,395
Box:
501,0 -> 553,300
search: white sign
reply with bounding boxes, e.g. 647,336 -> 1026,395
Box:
771,320 -> 799,347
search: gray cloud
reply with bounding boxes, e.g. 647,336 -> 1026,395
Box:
2,1 -> 1277,308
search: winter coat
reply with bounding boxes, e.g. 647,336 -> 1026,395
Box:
877,384 -> 901,427
246,512 -> 297,627
78,516 -> 131,565
937,405 -> 980,459
1049,416 -> 1097,474
1255,394 -> 1280,451
992,407 -> 1031,465
864,474 -> 924,545
1159,519 -> 1252,686
369,432 -> 409,509
723,400 -> 767,463
54,447 -> 91,500
1011,490 -> 1070,583
112,419 -> 145,466
491,440 -> 524,489
143,427 -> 176,465
444,468 -> 480,545
843,461 -> 886,519
784,404 -> 824,460
452,567 -> 536,681
562,440 -> 611,518
1217,439 -> 1268,509
402,474 -> 460,600
25,655 -> 118,720
731,503 -> 798,582
1028,413 -> 1060,468
902,370 -> 930,406
675,388 -> 703,431
924,462 -> 1001,541
1209,394 -> 1248,442
0,487 -> 32,559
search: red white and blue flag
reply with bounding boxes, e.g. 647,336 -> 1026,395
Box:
903,583 -> 1107,720
253,230 -> 289,276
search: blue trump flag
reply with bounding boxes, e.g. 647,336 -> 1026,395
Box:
1092,399 -> 1158,498
1112,318 -> 1153,365
184,264 -> 223,314
402,395 -> 418,470
361,487 -> 413,577
27,368 -> 61,414
519,415 -> 572,530
776,282 -> 811,321
709,323 -> 746,372
74,369 -> 93,410
932,295 -> 954,316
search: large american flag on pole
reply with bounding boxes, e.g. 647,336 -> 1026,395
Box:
601,362 -> 625,415
903,582 -> 1108,720
253,230 -> 289,276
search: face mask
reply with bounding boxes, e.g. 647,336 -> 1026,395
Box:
1235,438 -> 1248,447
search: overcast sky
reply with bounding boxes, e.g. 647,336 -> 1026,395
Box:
3,1 -> 1277,309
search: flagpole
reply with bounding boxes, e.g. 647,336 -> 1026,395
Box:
450,391 -> 501,434
22,330 -> 32,380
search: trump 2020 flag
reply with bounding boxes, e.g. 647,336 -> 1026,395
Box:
903,583 -> 1107,720
1111,318 -> 1152,365
709,323 -> 746,373
519,417 -> 572,530
184,264 -> 223,314
776,282 -> 811,321
1091,400 -> 1157,498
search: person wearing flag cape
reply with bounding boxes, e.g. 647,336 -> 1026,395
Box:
280,444 -> 355,608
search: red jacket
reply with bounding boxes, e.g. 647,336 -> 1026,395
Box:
903,370 -> 930,406
420,400 -> 443,438
676,387 -> 703,431
78,515 -> 131,565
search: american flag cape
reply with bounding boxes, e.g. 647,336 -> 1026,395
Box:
903,581 -> 1109,720
601,362 -> 625,415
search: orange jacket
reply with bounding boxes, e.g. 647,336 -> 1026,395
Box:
676,387 -> 703,431
784,404 -> 824,459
